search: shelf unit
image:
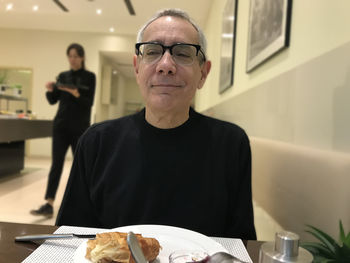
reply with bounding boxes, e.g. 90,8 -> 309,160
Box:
0,94 -> 28,113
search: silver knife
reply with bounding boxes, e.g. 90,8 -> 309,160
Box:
15,233 -> 96,242
127,231 -> 148,263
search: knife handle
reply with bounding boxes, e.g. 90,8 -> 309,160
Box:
15,234 -> 74,242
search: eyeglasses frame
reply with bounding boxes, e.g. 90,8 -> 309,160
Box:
135,42 -> 206,65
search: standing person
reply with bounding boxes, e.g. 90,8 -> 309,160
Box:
56,9 -> 256,239
31,43 -> 96,217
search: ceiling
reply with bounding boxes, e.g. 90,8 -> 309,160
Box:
0,0 -> 213,77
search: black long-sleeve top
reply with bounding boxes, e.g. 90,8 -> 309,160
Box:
56,108 -> 257,240
46,68 -> 96,134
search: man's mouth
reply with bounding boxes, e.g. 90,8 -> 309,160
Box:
151,83 -> 181,87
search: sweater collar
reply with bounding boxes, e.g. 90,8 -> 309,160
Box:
70,68 -> 84,74
136,107 -> 198,134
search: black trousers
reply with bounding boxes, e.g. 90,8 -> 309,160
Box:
44,128 -> 82,200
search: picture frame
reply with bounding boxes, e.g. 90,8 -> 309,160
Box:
219,0 -> 238,94
246,0 -> 292,72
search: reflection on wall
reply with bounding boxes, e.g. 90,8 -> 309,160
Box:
0,68 -> 32,114
205,41 -> 350,154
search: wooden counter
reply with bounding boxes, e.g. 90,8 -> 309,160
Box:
0,119 -> 52,175
0,119 -> 52,142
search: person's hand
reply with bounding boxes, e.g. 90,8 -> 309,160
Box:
58,86 -> 81,98
46,82 -> 55,92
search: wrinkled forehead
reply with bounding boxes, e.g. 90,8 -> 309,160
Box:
142,16 -> 199,44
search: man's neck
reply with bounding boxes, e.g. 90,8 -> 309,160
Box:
145,107 -> 190,129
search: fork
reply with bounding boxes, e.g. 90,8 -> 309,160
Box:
15,233 -> 96,242
187,252 -> 250,263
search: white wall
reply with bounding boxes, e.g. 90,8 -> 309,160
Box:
196,0 -> 350,112
2,0 -> 350,156
196,0 -> 350,155
198,0 -> 350,235
0,28 -> 135,156
124,78 -> 144,115
98,55 -> 142,120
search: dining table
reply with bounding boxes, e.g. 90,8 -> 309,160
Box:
0,221 -> 264,263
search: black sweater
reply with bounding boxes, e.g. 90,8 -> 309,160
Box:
46,68 -> 96,134
56,108 -> 256,240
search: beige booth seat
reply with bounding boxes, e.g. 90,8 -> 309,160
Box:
250,136 -> 350,241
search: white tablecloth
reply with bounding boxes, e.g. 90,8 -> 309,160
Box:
22,225 -> 253,263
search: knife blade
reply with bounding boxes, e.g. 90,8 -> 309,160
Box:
127,231 -> 148,263
15,233 -> 96,242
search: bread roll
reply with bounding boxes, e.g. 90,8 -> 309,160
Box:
85,232 -> 161,263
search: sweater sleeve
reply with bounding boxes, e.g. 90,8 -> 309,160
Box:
55,130 -> 100,227
227,131 -> 257,240
74,72 -> 96,108
46,87 -> 60,105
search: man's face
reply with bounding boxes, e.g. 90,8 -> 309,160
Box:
133,16 -> 211,113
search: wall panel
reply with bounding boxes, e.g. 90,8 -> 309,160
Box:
205,41 -> 350,153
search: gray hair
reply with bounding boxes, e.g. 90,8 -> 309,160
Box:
136,8 -> 207,58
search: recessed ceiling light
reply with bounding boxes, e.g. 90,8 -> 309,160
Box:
6,3 -> 13,11
109,27 -> 115,33
96,9 -> 102,15
33,5 -> 39,11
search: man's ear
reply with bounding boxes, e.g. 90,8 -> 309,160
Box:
198,60 -> 211,90
133,55 -> 139,75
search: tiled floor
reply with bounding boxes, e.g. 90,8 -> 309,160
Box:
0,157 -> 70,226
0,157 -> 283,241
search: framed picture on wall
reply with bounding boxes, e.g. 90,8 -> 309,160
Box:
246,0 -> 292,72
219,0 -> 238,94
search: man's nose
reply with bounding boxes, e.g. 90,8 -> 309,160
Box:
156,50 -> 176,75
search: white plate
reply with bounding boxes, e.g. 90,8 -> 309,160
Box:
73,224 -> 228,263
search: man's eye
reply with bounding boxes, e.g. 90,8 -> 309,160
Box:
174,51 -> 192,58
145,49 -> 162,56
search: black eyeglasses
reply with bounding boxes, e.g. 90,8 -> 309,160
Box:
135,42 -> 206,65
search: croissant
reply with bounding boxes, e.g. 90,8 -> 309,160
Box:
85,232 -> 161,263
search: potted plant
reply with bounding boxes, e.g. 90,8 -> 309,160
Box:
0,70 -> 7,94
0,70 -> 6,84
301,220 -> 350,262
13,84 -> 22,96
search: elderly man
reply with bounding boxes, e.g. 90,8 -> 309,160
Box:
56,9 -> 256,240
